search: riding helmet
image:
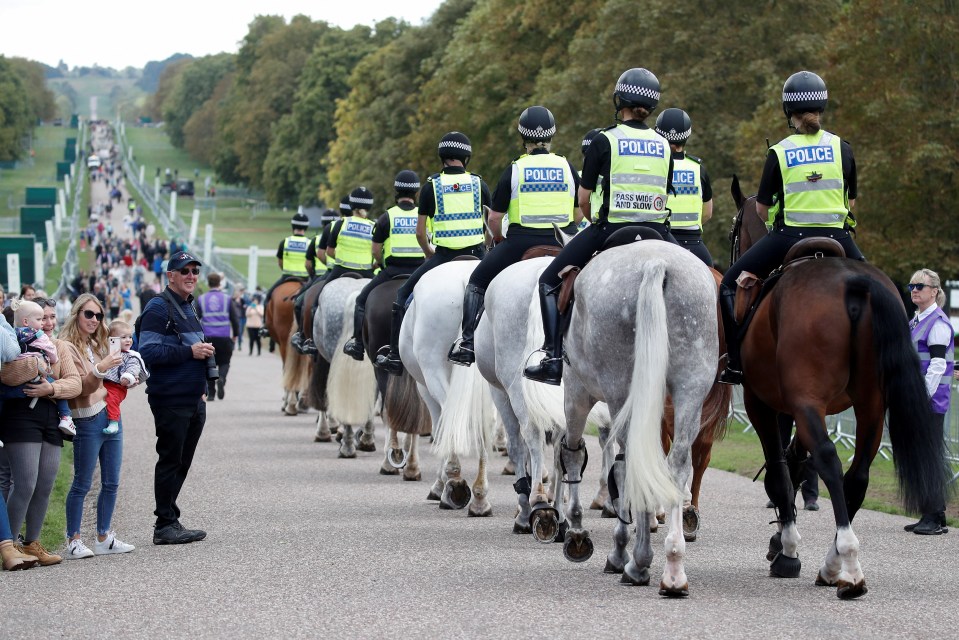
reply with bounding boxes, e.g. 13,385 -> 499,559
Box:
782,71 -> 828,116
654,108 -> 692,143
339,195 -> 352,216
581,128 -> 603,156
394,169 -> 420,196
290,211 -> 309,230
437,131 -> 472,163
349,186 -> 375,212
517,106 -> 556,142
320,208 -> 339,225
613,68 -> 661,111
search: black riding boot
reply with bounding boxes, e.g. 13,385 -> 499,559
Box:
448,285 -> 485,366
374,303 -> 405,376
717,284 -> 743,385
523,283 -> 563,386
342,303 -> 366,361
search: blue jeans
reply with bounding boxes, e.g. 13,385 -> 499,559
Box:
66,409 -> 123,537
0,490 -> 12,541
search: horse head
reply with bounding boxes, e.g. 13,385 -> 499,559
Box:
728,174 -> 766,264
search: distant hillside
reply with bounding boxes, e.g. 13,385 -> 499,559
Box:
138,54 -> 193,93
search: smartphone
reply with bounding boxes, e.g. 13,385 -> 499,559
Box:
109,337 -> 121,354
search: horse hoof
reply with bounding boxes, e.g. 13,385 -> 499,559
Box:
658,582 -> 689,598
284,407 -> 298,416
769,552 -> 801,578
426,480 -> 443,501
338,450 -> 357,459
767,531 -> 783,562
440,479 -> 471,510
379,465 -> 399,476
387,447 -> 408,470
335,431 -> 343,443
553,519 -> 570,543
563,530 -> 593,563
314,434 -> 332,443
357,441 -> 376,453
468,499 -> 493,518
402,470 -> 421,482
683,506 -> 700,542
620,564 -> 650,586
836,579 -> 868,600
656,511 -> 666,525
513,521 -> 532,535
604,558 -> 624,575
815,572 -> 834,587
529,505 -> 559,544
601,502 -> 617,519
501,460 -> 516,475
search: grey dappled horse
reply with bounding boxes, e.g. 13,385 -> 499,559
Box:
312,277 -> 378,459
562,241 -> 717,597
400,260 -> 497,515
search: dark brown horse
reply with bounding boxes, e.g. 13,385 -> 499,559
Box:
730,176 -> 949,599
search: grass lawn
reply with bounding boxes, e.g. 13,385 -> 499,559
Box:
0,125 -> 71,217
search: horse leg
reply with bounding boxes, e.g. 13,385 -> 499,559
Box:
468,444 -> 492,517
491,388 -> 531,534
380,427 -> 402,475
560,382 -> 594,563
590,423 -> 612,512
314,412 -> 332,442
440,453 -> 471,510
283,389 -> 298,416
338,424 -> 357,458
683,427 -> 712,542
403,433 -> 422,481
357,419 -> 376,452
427,454 -> 446,501
621,508 -> 654,586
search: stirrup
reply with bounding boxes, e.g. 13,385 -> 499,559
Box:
300,338 -> 319,355
374,346 -> 404,376
343,339 -> 364,361
523,353 -> 563,386
447,338 -> 475,366
717,367 -> 743,385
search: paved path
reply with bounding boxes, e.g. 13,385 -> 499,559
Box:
3,350 -> 957,638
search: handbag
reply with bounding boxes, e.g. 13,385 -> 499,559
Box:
0,357 -> 43,387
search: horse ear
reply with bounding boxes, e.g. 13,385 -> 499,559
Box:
553,223 -> 574,247
730,174 -> 744,209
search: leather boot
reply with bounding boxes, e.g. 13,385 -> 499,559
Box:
1,540 -> 38,571
448,285 -> 485,366
523,283 -> 563,386
717,284 -> 743,385
374,303 -> 405,376
343,303 -> 366,361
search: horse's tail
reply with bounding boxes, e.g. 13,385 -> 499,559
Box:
521,276 -> 566,435
384,372 -> 430,435
849,275 -> 951,513
434,362 -> 495,459
700,382 -> 732,444
327,293 -> 377,426
610,259 -> 683,512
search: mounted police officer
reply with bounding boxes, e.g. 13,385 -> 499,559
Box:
655,108 -> 714,267
343,171 -> 426,361
291,204 -> 342,353
263,211 -> 310,312
374,132 -> 492,376
578,128 -> 603,231
448,107 -> 580,366
524,68 -> 676,386
717,71 -> 864,385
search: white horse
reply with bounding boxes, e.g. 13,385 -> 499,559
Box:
559,240 -> 717,597
312,277 -> 378,458
400,259 -> 497,515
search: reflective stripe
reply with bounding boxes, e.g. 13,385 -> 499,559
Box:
784,178 -> 844,194
338,260 -> 371,269
610,173 -> 667,187
670,213 -> 699,222
784,212 -> 846,224
520,214 -> 570,224
390,246 -> 423,254
609,211 -> 669,223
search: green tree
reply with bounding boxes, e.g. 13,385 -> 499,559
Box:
162,53 -> 234,148
183,73 -> 235,166
0,57 -> 35,160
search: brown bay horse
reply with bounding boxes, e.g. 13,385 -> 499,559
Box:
265,279 -> 312,415
729,176 -> 949,599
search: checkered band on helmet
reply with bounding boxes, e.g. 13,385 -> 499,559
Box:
438,132 -> 472,161
339,195 -> 352,216
782,71 -> 828,115
393,169 -> 420,193
654,108 -> 692,142
613,68 -> 661,110
581,128 -> 603,155
517,106 -> 556,141
349,186 -> 375,210
291,212 -> 309,228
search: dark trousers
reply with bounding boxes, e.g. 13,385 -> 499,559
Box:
247,327 -> 262,355
396,244 -> 486,307
357,264 -> 419,309
151,401 -> 206,529
469,234 -> 558,290
324,265 -> 375,282
672,229 -> 713,268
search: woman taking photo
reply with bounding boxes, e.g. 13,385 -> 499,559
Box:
59,293 -> 134,559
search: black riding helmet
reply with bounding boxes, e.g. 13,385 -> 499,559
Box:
518,106 -> 556,142
581,128 -> 602,156
438,131 -> 472,165
349,186 -> 375,212
654,108 -> 692,144
613,68 -> 661,113
291,211 -> 309,231
339,195 -> 352,217
320,208 -> 339,225
782,71 -> 828,116
394,169 -> 420,198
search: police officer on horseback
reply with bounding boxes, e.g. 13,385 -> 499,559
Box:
448,106 -> 580,366
263,211 -> 310,314
655,108 -> 714,267
717,71 -> 864,385
374,132 -> 492,376
578,128 -> 603,231
343,171 -> 426,361
524,68 -> 676,386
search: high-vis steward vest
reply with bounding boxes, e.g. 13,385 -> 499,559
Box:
383,205 -> 425,262
198,290 -> 232,339
506,154 -> 575,231
771,130 -> 847,229
431,173 -> 484,249
602,125 -> 670,224
669,155 -> 703,230
334,218 -> 375,270
311,236 -> 329,276
912,307 -> 955,415
281,235 -> 309,277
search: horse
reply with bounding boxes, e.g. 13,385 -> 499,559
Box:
729,179 -> 950,599
559,240 -> 718,597
363,277 -> 431,481
311,276 -> 378,458
265,279 -> 312,415
400,259 -> 497,515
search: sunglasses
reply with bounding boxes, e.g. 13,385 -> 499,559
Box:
908,283 -> 934,292
81,310 -> 105,321
178,268 -> 200,276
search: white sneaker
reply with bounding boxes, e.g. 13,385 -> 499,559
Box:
65,538 -> 95,559
94,532 -> 135,555
58,416 -> 77,437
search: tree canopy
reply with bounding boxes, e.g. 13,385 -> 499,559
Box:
0,56 -> 56,161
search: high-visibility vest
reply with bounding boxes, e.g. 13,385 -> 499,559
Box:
311,236 -> 328,276
506,153 -> 575,230
383,205 -> 425,261
334,217 -> 374,270
602,124 -> 670,224
198,290 -> 231,338
431,173 -> 484,249
281,235 -> 309,277
669,155 -> 704,230
771,130 -> 847,229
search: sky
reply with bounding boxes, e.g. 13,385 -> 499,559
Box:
0,0 -> 444,70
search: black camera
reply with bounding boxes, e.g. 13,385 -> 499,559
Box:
206,355 -> 219,381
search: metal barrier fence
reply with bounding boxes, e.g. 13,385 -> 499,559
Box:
730,384 -> 959,482
52,122 -> 88,297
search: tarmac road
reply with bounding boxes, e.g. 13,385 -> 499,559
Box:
2,349 -> 956,639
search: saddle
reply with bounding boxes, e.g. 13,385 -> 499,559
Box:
451,255 -> 480,262
557,226 -> 664,314
734,237 -> 846,325
521,245 -> 561,261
